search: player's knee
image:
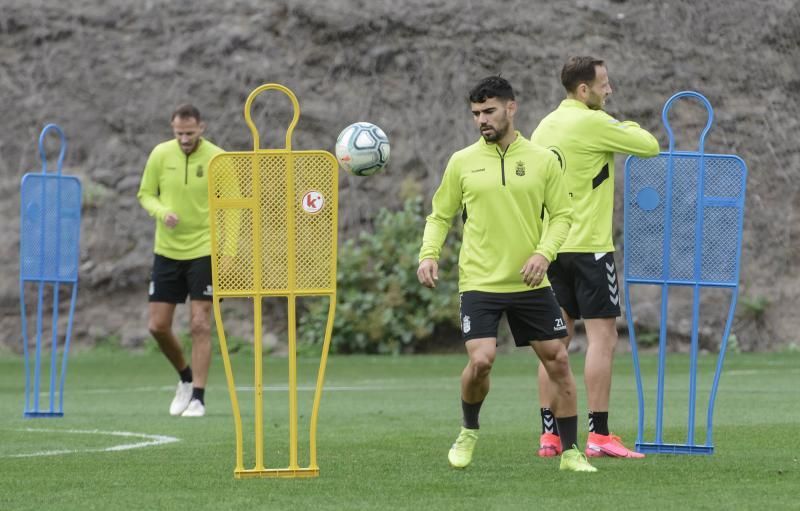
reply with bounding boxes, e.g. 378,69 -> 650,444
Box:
588,331 -> 618,357
190,319 -> 211,339
604,335 -> 619,355
469,353 -> 495,377
608,328 -> 619,347
148,320 -> 171,338
542,347 -> 570,378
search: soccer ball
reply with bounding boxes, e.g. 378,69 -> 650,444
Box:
335,122 -> 390,176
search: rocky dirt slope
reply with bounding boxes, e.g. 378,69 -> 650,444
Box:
0,0 -> 798,351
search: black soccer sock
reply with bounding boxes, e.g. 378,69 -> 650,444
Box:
541,407 -> 559,435
461,399 -> 483,429
588,411 -> 609,436
192,387 -> 205,405
178,365 -> 193,384
555,415 -> 578,451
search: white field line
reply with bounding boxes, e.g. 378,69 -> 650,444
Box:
726,368 -> 800,376
5,428 -> 180,458
70,385 -> 392,395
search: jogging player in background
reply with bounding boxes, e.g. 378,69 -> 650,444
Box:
531,57 -> 660,458
418,75 -> 596,472
138,104 -> 224,418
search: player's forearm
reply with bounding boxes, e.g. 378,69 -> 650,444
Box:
419,216 -> 451,261
535,210 -> 571,261
608,121 -> 660,157
137,191 -> 169,221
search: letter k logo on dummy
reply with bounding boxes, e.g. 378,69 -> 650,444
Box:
302,191 -> 324,214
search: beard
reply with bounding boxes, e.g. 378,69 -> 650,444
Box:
586,91 -> 606,110
180,139 -> 199,154
480,120 -> 509,142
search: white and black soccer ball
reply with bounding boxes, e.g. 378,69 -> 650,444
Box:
335,122 -> 390,176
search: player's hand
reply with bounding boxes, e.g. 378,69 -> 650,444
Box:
417,258 -> 439,288
163,212 -> 179,228
521,253 -> 549,287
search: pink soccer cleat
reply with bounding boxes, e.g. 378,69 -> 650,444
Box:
585,432 -> 645,458
538,432 -> 563,457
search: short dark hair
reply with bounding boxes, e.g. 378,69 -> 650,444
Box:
468,76 -> 515,103
560,57 -> 605,93
171,103 -> 201,122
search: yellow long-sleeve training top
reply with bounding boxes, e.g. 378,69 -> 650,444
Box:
137,138 -> 223,260
532,99 -> 660,253
419,132 -> 573,293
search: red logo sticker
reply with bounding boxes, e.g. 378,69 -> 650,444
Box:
302,191 -> 324,214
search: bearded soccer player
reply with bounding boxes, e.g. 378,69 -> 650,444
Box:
138,104 -> 224,418
418,76 -> 596,472
531,57 -> 660,458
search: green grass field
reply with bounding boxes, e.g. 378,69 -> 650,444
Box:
0,349 -> 798,510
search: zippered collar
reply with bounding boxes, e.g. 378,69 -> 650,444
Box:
478,130 -> 525,155
173,137 -> 206,158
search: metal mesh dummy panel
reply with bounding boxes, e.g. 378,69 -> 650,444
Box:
208,150 -> 337,296
293,153 -> 337,291
20,174 -> 82,283
625,153 -> 745,286
258,154 -> 290,290
209,154 -> 255,293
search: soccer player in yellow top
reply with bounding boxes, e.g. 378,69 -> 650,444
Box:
418,76 -> 596,472
531,57 -> 660,458
138,104 -> 224,418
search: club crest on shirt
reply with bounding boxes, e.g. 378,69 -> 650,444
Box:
196,165 -> 204,177
515,161 -> 526,176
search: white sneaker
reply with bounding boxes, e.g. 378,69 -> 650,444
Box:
169,382 -> 193,416
181,398 -> 205,418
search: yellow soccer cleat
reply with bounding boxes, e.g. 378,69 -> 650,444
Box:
559,445 -> 598,473
448,427 -> 479,468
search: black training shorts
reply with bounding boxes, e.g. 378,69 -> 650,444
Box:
459,288 -> 568,346
148,254 -> 213,303
547,252 -> 621,320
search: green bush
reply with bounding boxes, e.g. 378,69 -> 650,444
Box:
299,196 -> 462,354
